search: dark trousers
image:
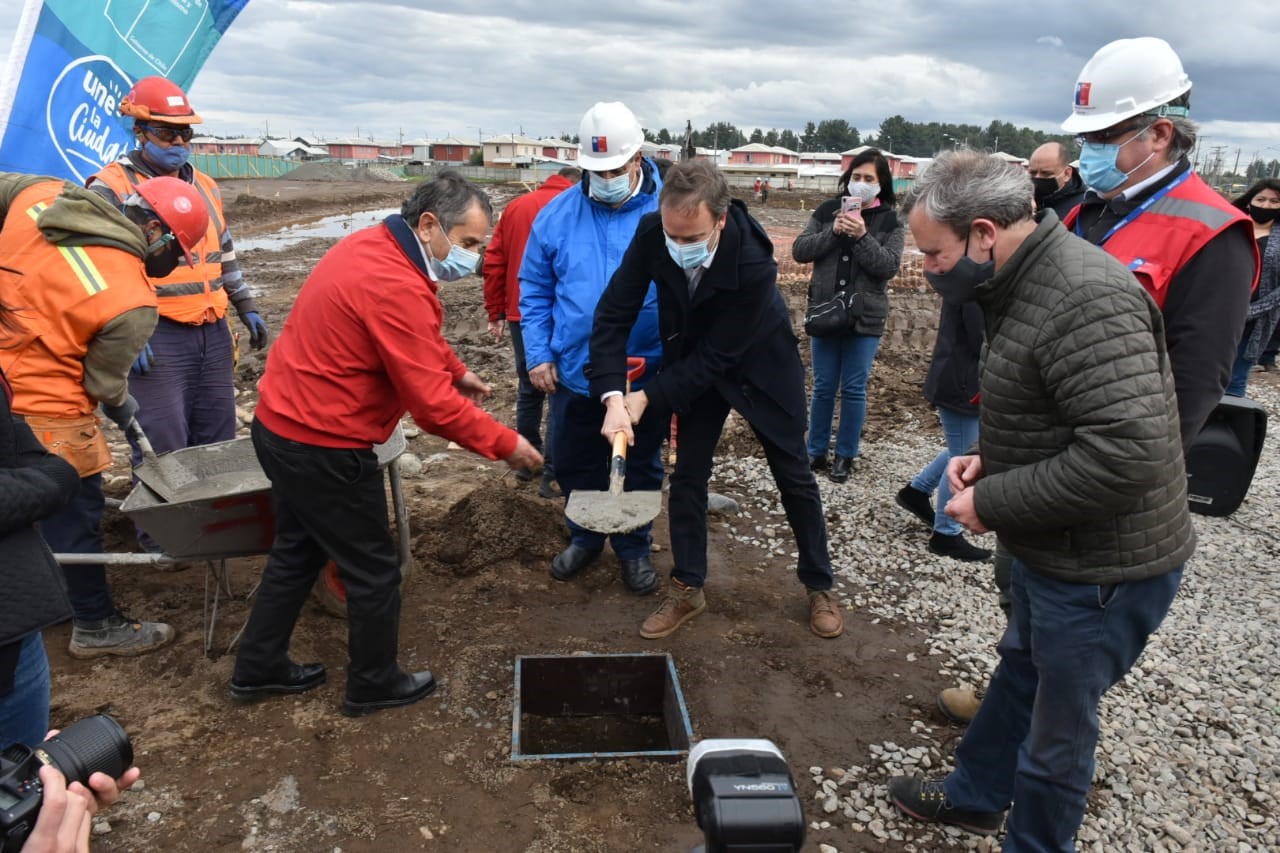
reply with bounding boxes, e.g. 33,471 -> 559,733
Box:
233,420 -> 403,695
39,474 -> 114,623
508,321 -> 554,476
944,559 -> 1183,851
128,316 -> 237,551
668,388 -> 833,591
549,387 -> 665,558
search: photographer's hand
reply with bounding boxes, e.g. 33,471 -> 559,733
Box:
86,767 -> 140,810
22,765 -> 93,853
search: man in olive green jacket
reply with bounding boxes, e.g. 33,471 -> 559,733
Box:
886,151 -> 1192,850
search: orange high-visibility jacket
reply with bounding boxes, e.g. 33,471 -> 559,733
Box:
90,162 -> 227,324
0,180 -> 158,418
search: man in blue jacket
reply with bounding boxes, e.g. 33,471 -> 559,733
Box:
519,102 -> 666,595
590,159 -> 843,640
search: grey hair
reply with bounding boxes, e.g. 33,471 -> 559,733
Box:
1165,116 -> 1197,162
901,149 -> 1034,235
402,169 -> 493,230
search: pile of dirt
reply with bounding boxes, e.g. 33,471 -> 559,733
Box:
412,483 -> 567,576
282,161 -> 364,181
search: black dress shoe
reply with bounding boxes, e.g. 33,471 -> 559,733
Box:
929,532 -> 993,562
619,555 -> 658,595
550,544 -> 602,580
809,454 -> 830,472
896,484 -> 935,527
828,455 -> 853,483
228,662 -> 326,703
342,669 -> 437,717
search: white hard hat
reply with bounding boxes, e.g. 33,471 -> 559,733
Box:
578,101 -> 644,171
1061,37 -> 1192,134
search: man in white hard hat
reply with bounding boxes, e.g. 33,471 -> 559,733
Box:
519,102 -> 667,596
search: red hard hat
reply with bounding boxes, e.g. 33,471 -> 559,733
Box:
120,77 -> 203,125
132,177 -> 209,265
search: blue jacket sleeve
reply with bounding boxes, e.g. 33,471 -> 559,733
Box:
517,223 -> 556,370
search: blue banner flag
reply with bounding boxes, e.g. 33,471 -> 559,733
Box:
0,0 -> 249,182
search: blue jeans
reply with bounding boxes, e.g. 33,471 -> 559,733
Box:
910,408 -> 980,536
509,320 -> 554,476
0,634 -> 51,748
807,334 -> 880,459
1226,339 -> 1252,397
944,559 -> 1183,851
39,474 -> 115,623
548,387 -> 665,559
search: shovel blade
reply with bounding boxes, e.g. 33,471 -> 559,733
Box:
564,489 -> 662,534
134,453 -> 200,503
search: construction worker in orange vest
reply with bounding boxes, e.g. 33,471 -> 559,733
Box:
87,76 -> 268,555
0,171 -> 209,658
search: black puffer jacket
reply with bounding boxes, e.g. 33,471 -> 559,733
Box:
792,200 -> 904,337
0,370 -> 77,649
971,213 -> 1194,584
923,300 -> 983,415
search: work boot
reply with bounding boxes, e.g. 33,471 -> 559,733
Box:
937,686 -> 984,724
550,544 -> 602,581
828,455 -> 853,483
807,590 -> 844,638
640,582 -> 706,639
895,484 -> 935,527
69,613 -> 175,659
929,532 -> 993,562
886,776 -> 1005,836
538,471 -> 562,499
809,454 -> 830,472
619,555 -> 658,595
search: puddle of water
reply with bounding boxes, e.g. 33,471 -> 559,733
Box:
237,207 -> 399,253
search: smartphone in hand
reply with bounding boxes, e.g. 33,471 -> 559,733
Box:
840,195 -> 863,218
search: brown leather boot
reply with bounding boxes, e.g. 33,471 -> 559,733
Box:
640,582 -> 706,639
937,686 -> 984,724
807,590 -> 844,638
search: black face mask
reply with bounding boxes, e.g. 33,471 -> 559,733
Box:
144,238 -> 183,277
1031,176 -> 1060,207
1249,204 -> 1280,225
924,228 -> 995,303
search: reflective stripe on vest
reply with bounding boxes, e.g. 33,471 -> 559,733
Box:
26,202 -> 109,296
116,165 -> 227,297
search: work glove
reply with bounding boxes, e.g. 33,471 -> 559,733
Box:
101,395 -> 139,432
131,342 -> 156,375
238,311 -> 270,350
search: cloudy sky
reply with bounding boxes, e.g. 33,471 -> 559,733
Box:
2,1 -> 1279,161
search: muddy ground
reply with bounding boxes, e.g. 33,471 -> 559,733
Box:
49,177 -> 980,852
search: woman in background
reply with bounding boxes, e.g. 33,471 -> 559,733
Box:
1226,178 -> 1280,395
793,150 -> 903,483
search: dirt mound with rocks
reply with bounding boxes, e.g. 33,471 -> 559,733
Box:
412,482 -> 567,576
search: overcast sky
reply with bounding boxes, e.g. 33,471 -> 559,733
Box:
2,1 -> 1279,162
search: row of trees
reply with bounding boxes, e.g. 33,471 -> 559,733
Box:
641,116 -> 1075,159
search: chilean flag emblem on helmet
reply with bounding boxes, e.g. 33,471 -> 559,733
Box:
592,136 -> 608,153
1075,82 -> 1092,107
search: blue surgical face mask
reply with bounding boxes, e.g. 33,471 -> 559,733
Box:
664,232 -> 716,270
143,141 -> 191,173
924,227 -> 994,303
1078,131 -> 1154,194
588,170 -> 633,204
424,230 -> 479,281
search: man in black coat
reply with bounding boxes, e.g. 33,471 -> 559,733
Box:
587,159 -> 843,640
1027,142 -> 1086,220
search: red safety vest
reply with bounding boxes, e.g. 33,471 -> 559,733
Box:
1063,171 -> 1258,308
89,162 -> 228,324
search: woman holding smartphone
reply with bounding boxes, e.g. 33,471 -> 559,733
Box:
792,149 -> 903,482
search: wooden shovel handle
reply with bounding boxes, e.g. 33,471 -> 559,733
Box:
608,431 -> 628,496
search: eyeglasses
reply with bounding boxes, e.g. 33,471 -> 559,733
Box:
1076,120 -> 1152,147
142,124 -> 194,144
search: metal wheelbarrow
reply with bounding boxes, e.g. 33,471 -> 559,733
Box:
57,426 -> 412,655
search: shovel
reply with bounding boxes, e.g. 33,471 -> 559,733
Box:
126,418 -> 199,502
564,357 -> 662,534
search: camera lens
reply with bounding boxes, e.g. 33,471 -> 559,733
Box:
37,716 -> 133,786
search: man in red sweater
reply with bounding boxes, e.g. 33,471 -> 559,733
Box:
483,167 -> 579,498
230,171 -> 541,717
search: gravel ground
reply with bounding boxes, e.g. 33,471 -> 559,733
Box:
709,378 -> 1280,851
